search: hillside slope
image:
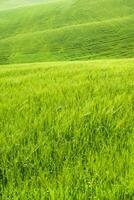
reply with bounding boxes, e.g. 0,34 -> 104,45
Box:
0,0 -> 134,64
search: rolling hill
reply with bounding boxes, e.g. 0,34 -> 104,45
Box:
0,0 -> 134,64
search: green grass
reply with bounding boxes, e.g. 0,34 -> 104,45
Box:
0,0 -> 134,199
0,58 -> 134,199
0,0 -> 134,64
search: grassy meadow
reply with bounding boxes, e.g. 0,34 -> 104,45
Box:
0,59 -> 134,199
0,0 -> 134,199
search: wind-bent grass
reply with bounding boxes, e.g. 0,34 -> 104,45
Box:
0,58 -> 134,199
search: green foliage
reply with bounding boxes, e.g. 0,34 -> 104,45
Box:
0,59 -> 134,199
0,0 -> 133,64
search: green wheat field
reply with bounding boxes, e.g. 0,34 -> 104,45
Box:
0,0 -> 134,199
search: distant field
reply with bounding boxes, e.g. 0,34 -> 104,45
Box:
0,59 -> 134,199
0,0 -> 133,64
